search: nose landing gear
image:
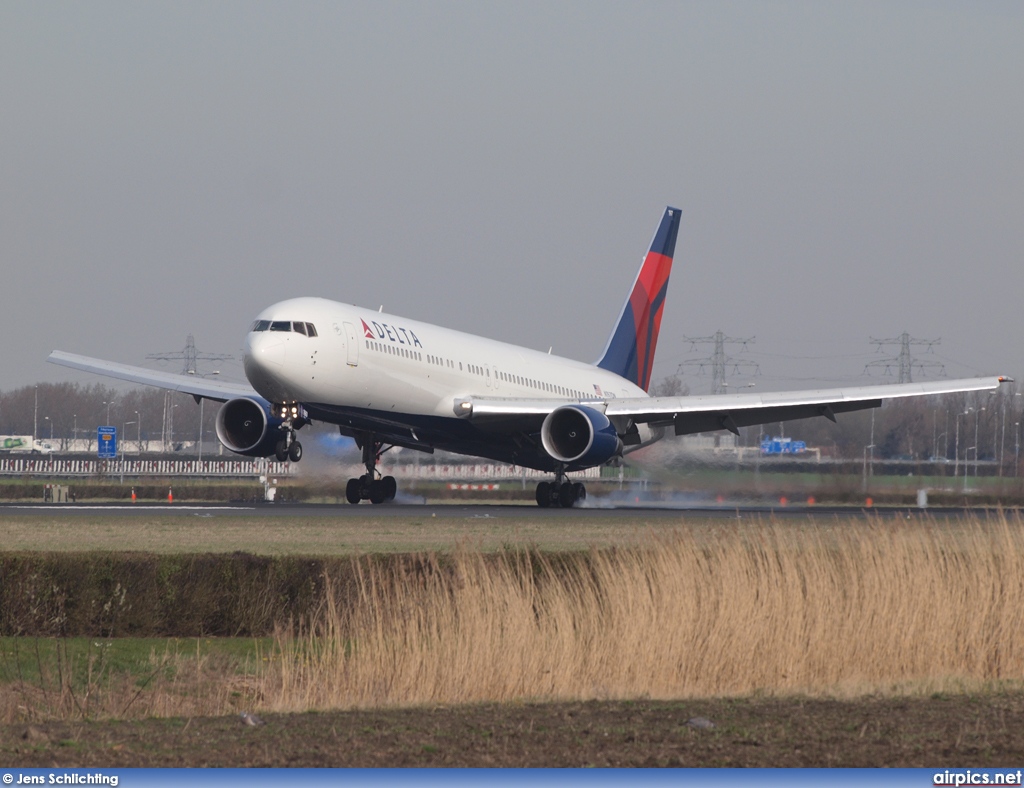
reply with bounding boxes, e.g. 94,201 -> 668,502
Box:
272,403 -> 308,463
274,434 -> 303,463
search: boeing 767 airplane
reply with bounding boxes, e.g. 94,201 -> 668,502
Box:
49,207 -> 1010,506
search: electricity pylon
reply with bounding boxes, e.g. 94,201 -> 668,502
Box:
864,332 -> 943,383
678,330 -> 759,394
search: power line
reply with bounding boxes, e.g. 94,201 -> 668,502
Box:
678,330 -> 760,394
864,332 -> 944,383
146,335 -> 233,449
147,333 -> 233,376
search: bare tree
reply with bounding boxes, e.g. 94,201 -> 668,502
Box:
650,374 -> 689,398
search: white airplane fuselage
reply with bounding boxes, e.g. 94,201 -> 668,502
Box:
243,297 -> 657,468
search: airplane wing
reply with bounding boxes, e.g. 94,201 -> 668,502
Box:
456,375 -> 1011,437
47,350 -> 259,402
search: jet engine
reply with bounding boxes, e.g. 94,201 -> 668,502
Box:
540,405 -> 623,469
215,397 -> 288,457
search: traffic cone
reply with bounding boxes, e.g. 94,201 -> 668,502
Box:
131,487 -> 136,503
168,487 -> 173,504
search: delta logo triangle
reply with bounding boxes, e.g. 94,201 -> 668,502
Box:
360,319 -> 375,339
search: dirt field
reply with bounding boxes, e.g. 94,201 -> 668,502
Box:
6,693 -> 1024,767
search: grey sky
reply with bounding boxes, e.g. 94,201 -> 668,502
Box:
2,1 -> 1021,394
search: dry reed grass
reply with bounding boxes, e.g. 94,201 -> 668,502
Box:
261,513 -> 1024,710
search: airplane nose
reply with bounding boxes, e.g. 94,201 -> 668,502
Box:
244,334 -> 287,393
247,334 -> 285,368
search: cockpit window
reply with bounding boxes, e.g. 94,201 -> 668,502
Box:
250,319 -> 317,336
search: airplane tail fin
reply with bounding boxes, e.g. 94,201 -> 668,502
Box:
596,206 -> 680,392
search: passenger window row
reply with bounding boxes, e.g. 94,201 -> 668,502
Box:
365,340 -> 595,400
367,340 -> 423,362
427,354 -> 454,369
495,369 -> 587,399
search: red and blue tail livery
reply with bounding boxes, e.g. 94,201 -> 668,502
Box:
596,206 -> 680,391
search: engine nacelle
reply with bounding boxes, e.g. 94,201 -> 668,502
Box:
540,405 -> 623,469
215,397 -> 287,457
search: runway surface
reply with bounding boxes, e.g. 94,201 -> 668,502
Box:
0,500 -> 1007,519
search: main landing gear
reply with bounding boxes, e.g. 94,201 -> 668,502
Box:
345,433 -> 398,505
535,469 -> 587,508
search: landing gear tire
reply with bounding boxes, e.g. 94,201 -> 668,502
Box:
382,475 -> 397,502
573,482 -> 586,504
558,482 -> 577,508
288,441 -> 303,463
345,478 -> 362,504
274,441 -> 288,462
536,481 -> 552,508
369,479 -> 387,504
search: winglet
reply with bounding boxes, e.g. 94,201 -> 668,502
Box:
595,207 -> 680,392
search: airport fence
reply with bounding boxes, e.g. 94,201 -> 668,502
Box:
0,457 -> 294,479
0,456 -> 614,484
377,462 -> 602,481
